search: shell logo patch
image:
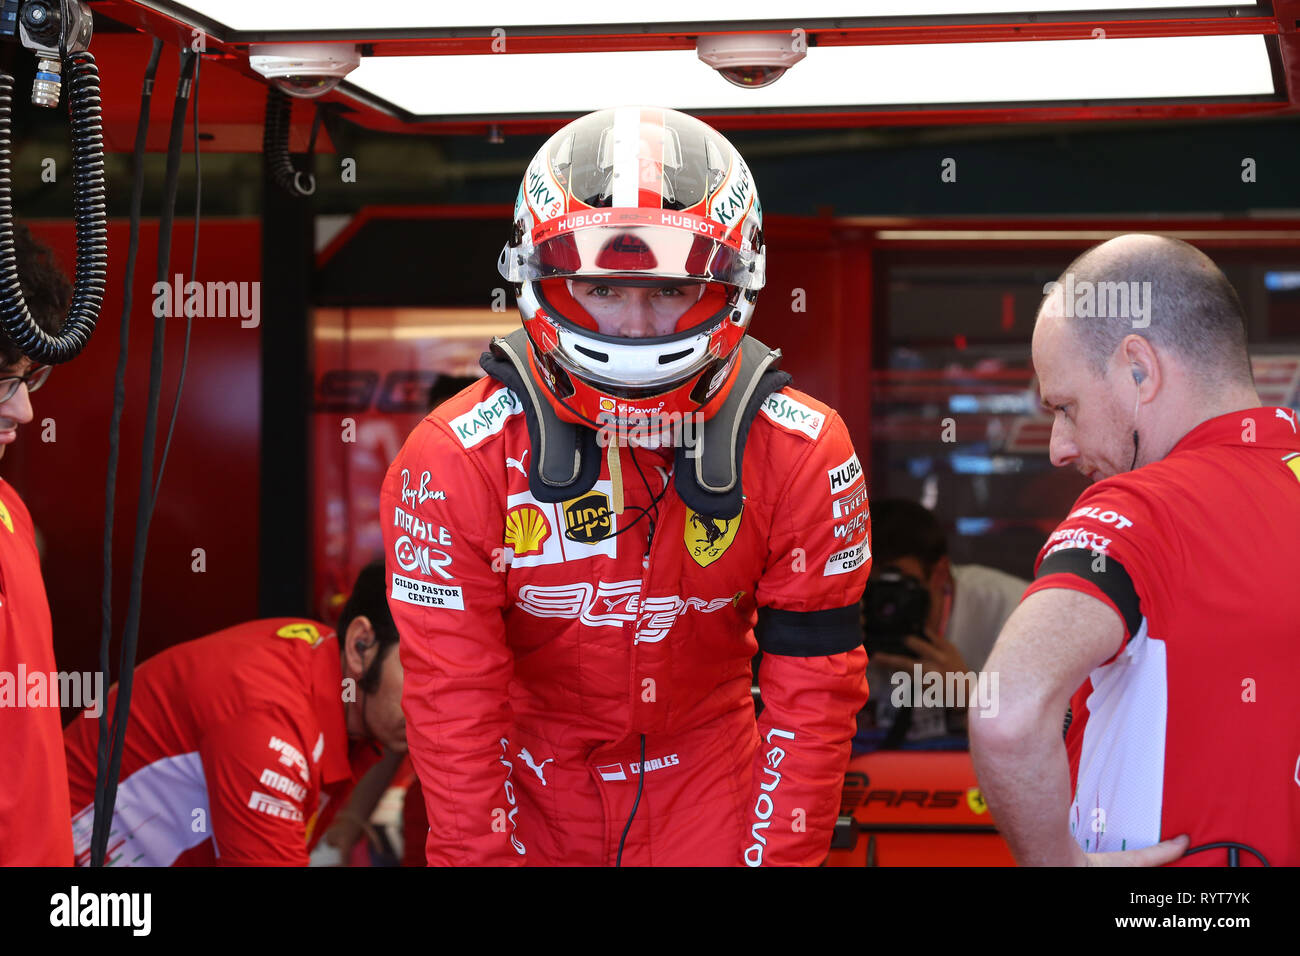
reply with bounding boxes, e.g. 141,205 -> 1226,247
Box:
0,500 -> 11,534
966,787 -> 988,815
275,622 -> 322,646
684,507 -> 742,567
505,504 -> 551,557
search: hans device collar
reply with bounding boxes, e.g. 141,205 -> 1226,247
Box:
480,329 -> 790,520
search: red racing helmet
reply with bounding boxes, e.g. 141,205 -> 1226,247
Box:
497,106 -> 766,428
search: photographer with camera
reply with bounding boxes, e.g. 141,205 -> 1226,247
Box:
864,499 -> 1028,741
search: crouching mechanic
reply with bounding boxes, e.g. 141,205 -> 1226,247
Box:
382,107 -> 871,866
64,563 -> 406,866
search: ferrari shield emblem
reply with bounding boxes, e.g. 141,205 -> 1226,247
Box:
684,508 -> 742,567
275,622 -> 323,646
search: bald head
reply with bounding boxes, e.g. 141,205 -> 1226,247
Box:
1033,235 -> 1262,480
1041,234 -> 1252,390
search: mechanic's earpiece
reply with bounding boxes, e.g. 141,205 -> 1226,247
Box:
1130,368 -> 1143,470
355,639 -> 383,695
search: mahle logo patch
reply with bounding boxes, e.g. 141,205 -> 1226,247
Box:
564,491 -> 612,543
684,508 -> 742,567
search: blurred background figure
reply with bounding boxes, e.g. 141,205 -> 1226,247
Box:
863,498 -> 1028,742
426,373 -> 481,413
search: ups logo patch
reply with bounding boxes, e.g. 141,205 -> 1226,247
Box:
564,491 -> 612,543
684,508 -> 742,567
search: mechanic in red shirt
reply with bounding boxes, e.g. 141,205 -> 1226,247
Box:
382,107 -> 871,866
64,562 -> 406,866
0,225 -> 74,866
971,234 -> 1300,866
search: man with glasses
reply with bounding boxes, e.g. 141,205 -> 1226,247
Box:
0,224 -> 72,865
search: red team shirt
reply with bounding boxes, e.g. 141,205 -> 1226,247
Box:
64,619 -> 355,866
0,477 -> 73,865
1023,407 -> 1300,865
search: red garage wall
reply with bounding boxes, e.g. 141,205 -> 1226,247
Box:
751,216 -> 873,466
3,219 -> 262,703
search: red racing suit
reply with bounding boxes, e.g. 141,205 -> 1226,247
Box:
64,619 -> 355,866
381,371 -> 871,866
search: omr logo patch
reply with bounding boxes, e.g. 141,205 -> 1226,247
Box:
564,491 -> 612,543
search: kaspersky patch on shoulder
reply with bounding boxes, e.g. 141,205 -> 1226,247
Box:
758,391 -> 825,440
449,387 -> 523,448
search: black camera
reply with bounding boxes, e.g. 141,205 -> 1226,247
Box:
862,566 -> 931,658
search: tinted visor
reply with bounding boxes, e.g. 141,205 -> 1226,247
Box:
506,214 -> 763,290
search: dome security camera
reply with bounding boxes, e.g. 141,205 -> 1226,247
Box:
697,33 -> 807,89
249,43 -> 361,99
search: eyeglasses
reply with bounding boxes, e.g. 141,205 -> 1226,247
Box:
0,364 -> 52,403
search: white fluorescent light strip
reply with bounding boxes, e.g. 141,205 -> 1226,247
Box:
345,35 -> 1274,116
178,2 -> 1258,32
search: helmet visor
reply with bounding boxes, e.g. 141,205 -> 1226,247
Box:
501,210 -> 764,291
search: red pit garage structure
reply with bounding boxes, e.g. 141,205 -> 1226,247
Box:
3,2 -> 1297,873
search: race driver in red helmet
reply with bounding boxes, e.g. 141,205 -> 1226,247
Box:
381,106 -> 871,866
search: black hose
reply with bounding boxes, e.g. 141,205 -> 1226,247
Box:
0,53 -> 106,363
91,35 -> 160,867
152,54 -> 201,505
1183,842 -> 1270,867
264,87 -> 316,197
616,734 -> 647,866
91,47 -> 196,867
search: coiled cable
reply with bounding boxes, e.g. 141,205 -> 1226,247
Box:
264,87 -> 317,197
0,52 -> 106,362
